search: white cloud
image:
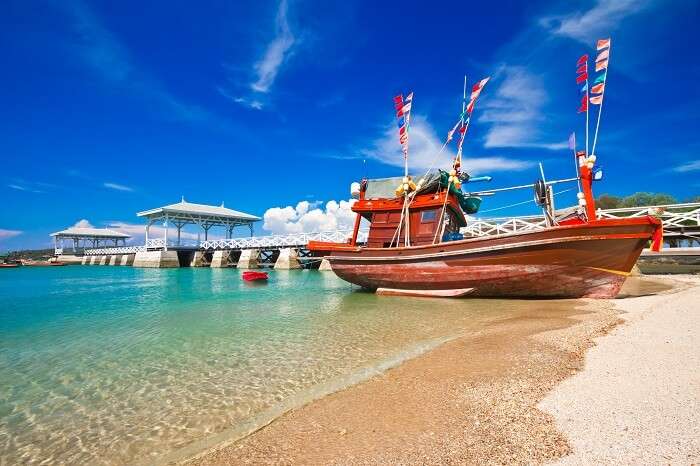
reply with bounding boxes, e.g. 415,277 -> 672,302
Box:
673,160 -> 700,172
0,229 -> 22,240
103,182 -> 134,192
250,0 -> 295,93
73,219 -> 94,228
361,115 -> 532,174
481,66 -> 567,150
540,0 -> 652,43
8,183 -> 42,193
263,200 -> 357,234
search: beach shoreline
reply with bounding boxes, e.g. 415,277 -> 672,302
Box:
179,275 -> 696,465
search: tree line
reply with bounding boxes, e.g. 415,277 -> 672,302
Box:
595,192 -> 700,209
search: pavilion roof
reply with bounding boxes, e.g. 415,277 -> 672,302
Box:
50,227 -> 130,238
136,198 -> 260,222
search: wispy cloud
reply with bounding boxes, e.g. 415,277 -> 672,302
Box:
540,0 -> 652,43
103,182 -> 134,192
480,67 -> 567,150
219,0 -> 296,110
7,183 -> 43,193
250,0 -> 295,93
60,1 -> 234,129
361,115 -> 532,174
672,160 -> 700,172
0,229 -> 22,240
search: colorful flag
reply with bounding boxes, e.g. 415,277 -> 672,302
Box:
589,95 -> 603,105
595,59 -> 608,72
596,49 -> 609,62
581,82 -> 588,93
576,72 -> 588,84
594,72 -> 606,84
576,65 -> 587,75
591,83 -> 605,94
577,54 -> 589,66
568,132 -> 576,150
597,38 -> 611,50
577,95 -> 588,113
466,77 -> 490,114
394,92 -> 413,156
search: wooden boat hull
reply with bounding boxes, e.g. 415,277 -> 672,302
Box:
327,217 -> 661,299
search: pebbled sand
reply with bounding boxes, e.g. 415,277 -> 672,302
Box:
180,276 -> 698,465
540,275 -> 700,464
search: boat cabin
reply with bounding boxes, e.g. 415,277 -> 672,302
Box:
352,178 -> 467,248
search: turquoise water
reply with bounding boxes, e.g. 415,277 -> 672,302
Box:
0,266 -> 535,465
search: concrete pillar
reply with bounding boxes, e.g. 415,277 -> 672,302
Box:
210,250 -> 232,268
99,256 -> 108,265
120,254 -> 135,266
190,251 -> 210,267
133,250 -> 180,268
108,255 -> 119,266
274,248 -> 301,270
82,256 -> 89,265
237,249 -> 260,269
318,258 -> 333,271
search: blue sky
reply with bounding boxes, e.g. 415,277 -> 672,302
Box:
1,0 -> 699,250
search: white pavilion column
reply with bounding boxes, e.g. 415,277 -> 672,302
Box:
163,215 -> 168,251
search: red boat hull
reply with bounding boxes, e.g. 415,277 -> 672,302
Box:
327,217 -> 661,298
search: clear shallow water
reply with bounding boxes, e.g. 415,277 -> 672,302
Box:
0,266 -> 548,465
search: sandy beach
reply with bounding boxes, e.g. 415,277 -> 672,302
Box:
180,275 -> 699,465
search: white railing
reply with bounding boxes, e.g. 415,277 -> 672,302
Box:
146,238 -> 166,249
462,203 -> 700,239
84,245 -> 146,255
200,229 -> 369,250
597,203 -> 700,229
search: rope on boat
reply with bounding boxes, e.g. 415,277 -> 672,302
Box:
478,187 -> 576,214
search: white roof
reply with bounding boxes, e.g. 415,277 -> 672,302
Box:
137,198 -> 260,222
50,227 -> 130,238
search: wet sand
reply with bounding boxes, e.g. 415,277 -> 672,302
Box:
181,277 -> 689,465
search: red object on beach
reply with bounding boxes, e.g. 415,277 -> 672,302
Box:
242,271 -> 268,282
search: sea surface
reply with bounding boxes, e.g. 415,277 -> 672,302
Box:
1,266 -> 576,465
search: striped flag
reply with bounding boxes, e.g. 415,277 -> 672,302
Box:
597,38 -> 611,50
394,92 -> 413,156
466,77 -> 490,114
596,49 -> 609,62
595,59 -> 608,72
589,95 -> 603,105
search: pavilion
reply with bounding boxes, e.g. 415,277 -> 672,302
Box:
136,197 -> 260,250
51,227 -> 130,255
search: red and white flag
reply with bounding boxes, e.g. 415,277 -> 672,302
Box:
591,83 -> 605,94
577,54 -> 589,66
467,77 -> 490,114
597,38 -> 611,50
595,59 -> 608,72
589,95 -> 603,105
596,49 -> 609,62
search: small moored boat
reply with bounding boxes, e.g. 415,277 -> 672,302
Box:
242,271 -> 269,282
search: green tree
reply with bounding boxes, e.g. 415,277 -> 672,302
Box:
620,192 -> 677,208
595,194 -> 622,209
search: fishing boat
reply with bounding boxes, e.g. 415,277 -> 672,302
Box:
309,39 -> 663,298
241,271 -> 269,282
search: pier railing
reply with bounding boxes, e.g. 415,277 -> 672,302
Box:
84,245 -> 146,255
463,202 -> 700,239
200,229 -> 369,250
